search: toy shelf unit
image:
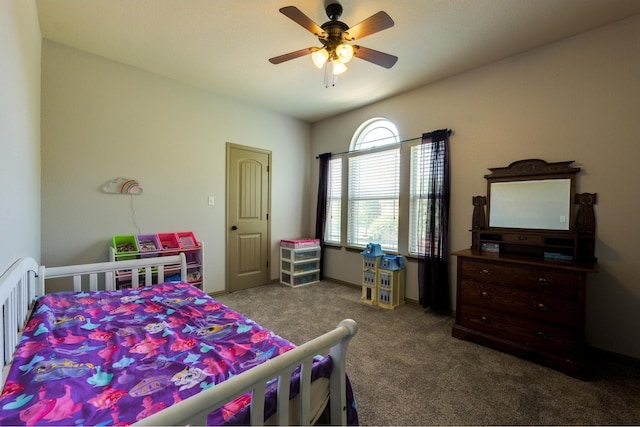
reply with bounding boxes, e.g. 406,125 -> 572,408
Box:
280,239 -> 321,287
360,243 -> 406,309
110,232 -> 204,289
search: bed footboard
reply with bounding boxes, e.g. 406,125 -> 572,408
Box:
134,319 -> 358,426
1,257 -> 358,426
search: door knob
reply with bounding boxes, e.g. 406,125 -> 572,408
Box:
231,225 -> 238,230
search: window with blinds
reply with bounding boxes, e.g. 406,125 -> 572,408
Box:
324,157 -> 342,244
347,148 -> 400,251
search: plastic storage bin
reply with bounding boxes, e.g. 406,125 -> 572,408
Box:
112,235 -> 139,260
293,260 -> 320,274
281,247 -> 321,262
280,244 -> 321,287
136,234 -> 161,257
157,233 -> 180,253
293,271 -> 319,286
293,247 -> 321,261
280,238 -> 320,249
176,231 -> 199,248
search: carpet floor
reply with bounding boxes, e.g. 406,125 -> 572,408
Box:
215,281 -> 640,426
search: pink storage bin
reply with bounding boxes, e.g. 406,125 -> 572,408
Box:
280,238 -> 320,249
176,231 -> 199,248
157,233 -> 180,253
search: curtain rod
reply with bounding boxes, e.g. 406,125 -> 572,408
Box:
315,128 -> 452,159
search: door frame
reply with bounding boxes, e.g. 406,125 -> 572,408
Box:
225,142 -> 272,292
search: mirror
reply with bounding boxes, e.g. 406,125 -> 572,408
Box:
488,178 -> 571,230
471,159 -> 597,264
483,159 -> 579,233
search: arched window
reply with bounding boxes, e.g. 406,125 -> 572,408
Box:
346,118 -> 400,251
350,118 -> 400,151
324,118 -> 402,250
323,117 -> 446,257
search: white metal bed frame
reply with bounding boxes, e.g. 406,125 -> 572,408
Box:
0,256 -> 357,426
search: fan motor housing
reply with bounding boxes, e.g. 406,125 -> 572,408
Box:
326,3 -> 343,20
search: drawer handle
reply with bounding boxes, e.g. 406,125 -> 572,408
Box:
480,315 -> 491,324
534,303 -> 549,312
518,235 -> 527,241
537,277 -> 550,287
480,291 -> 492,300
535,331 -> 548,340
480,269 -> 492,276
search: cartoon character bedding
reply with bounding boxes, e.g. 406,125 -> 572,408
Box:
0,282 -> 358,425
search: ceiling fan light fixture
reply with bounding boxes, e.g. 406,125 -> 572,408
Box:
331,58 -> 347,75
270,4 -> 397,87
336,43 -> 354,63
311,48 -> 329,68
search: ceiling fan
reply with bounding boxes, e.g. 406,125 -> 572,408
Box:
269,3 -> 398,86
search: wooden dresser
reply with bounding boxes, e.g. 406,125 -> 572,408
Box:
453,159 -> 598,379
452,249 -> 596,378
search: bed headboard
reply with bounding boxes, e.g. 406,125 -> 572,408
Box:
37,253 -> 187,293
0,257 -> 39,380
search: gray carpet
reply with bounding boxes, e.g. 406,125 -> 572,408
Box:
215,281 -> 640,426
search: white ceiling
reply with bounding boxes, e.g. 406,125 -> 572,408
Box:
36,0 -> 640,123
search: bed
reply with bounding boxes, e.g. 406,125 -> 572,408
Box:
0,255 -> 358,426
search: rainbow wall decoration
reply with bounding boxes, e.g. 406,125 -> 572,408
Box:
102,177 -> 143,195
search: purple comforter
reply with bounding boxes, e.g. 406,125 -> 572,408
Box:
0,282 -> 357,425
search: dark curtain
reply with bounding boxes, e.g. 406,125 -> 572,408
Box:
418,130 -> 451,313
315,153 -> 332,279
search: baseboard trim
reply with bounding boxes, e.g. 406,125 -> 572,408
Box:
589,346 -> 640,367
322,276 -> 359,290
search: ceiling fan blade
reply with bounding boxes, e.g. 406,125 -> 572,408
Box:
269,47 -> 316,64
353,45 -> 398,69
279,6 -> 326,37
344,11 -> 394,41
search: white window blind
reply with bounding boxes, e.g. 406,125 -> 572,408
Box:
324,157 -> 342,244
348,148 -> 400,251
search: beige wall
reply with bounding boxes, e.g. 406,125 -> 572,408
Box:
310,15 -> 640,359
41,41 -> 311,293
0,0 -> 41,271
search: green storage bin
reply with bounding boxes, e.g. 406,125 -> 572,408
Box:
112,235 -> 139,260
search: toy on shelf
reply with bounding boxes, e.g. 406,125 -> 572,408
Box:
110,232 -> 204,290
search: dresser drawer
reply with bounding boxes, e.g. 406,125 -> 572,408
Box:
459,258 -> 580,299
502,233 -> 544,245
458,304 -> 579,356
459,279 -> 579,326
